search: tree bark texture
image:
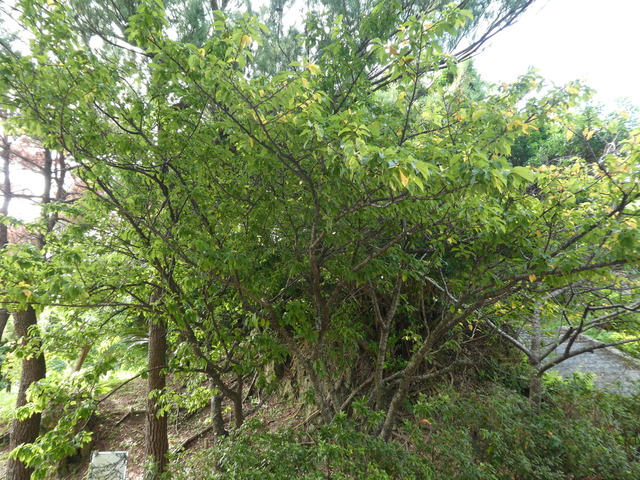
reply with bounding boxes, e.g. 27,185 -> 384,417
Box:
528,305 -> 543,409
145,317 -> 168,479
211,394 -> 227,437
0,309 -> 8,345
6,306 -> 47,480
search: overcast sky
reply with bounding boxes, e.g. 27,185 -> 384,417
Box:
474,0 -> 640,110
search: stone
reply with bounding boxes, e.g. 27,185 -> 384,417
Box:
550,330 -> 640,396
88,451 -> 128,480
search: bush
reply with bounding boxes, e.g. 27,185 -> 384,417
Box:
167,416 -> 434,480
411,377 -> 640,480
169,378 -> 640,479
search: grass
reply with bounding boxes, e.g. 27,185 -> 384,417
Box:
587,329 -> 640,358
539,316 -> 640,359
0,390 -> 16,426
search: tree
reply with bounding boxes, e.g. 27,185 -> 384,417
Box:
0,122 -> 79,479
1,1 -> 640,475
1,111 -> 11,346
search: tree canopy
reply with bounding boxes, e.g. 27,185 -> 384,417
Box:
1,0 -> 640,478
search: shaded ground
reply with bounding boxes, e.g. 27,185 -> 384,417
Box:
0,375 -> 304,479
0,377 -> 213,479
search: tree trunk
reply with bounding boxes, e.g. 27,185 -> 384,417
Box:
145,317 -> 168,479
528,305 -> 543,409
379,335 -> 435,440
6,306 -> 47,480
0,308 -> 8,344
211,394 -> 228,437
0,309 -> 9,392
232,375 -> 244,428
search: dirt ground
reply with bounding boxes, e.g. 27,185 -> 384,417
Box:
0,375 -> 304,479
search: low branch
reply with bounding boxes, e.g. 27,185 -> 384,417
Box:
540,336 -> 640,373
172,425 -> 213,454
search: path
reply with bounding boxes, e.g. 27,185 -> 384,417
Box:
548,330 -> 640,396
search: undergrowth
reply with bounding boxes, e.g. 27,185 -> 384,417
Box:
167,375 -> 640,480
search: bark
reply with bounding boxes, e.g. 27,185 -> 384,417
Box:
379,335 -> 434,440
0,309 -> 8,345
145,317 -> 168,480
6,306 -> 47,480
0,309 -> 9,392
232,374 -> 244,428
370,276 -> 402,410
528,305 -> 543,408
1,125 -> 10,248
211,394 -> 227,437
1,130 -> 9,342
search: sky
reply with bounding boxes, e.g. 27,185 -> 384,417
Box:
473,0 -> 640,111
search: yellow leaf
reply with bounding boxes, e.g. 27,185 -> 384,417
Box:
240,34 -> 252,48
23,289 -> 33,298
565,130 -> 574,141
536,230 -> 542,238
399,170 -> 409,187
306,63 -> 320,75
389,46 -> 398,55
529,274 -> 537,282
472,109 -> 485,122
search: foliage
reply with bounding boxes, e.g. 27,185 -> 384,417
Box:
7,365 -> 112,479
1,0 -> 640,474
589,328 -> 640,358
168,379 -> 640,480
409,378 -> 640,479
510,103 -> 639,166
168,416 -> 435,480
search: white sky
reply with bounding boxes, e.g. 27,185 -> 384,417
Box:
474,0 -> 640,110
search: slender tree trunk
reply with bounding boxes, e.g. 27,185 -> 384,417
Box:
0,309 -> 9,392
0,309 -> 8,345
232,374 -> 243,428
379,335 -> 434,440
6,306 -> 47,480
528,306 -> 543,409
1,128 -> 10,343
211,393 -> 228,437
145,316 -> 168,479
371,276 -> 402,410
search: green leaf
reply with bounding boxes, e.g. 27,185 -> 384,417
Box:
512,166 -> 535,182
